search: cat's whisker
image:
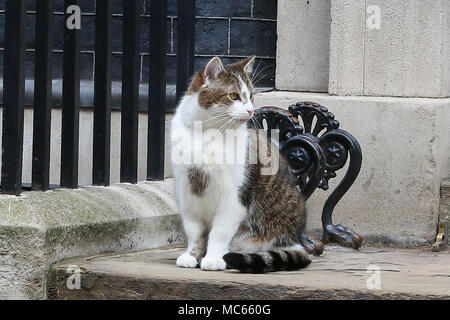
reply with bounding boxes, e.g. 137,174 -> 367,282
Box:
222,118 -> 234,130
217,117 -> 229,129
203,111 -> 228,120
253,62 -> 274,79
252,74 -> 270,87
208,114 -> 230,123
252,64 -> 275,87
228,113 -> 245,118
226,117 -> 239,130
202,115 -> 228,124
205,118 -> 230,128
229,115 -> 252,122
251,59 -> 263,82
201,114 -> 230,126
219,118 -> 234,133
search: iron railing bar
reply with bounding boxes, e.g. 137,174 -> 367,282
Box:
61,0 -> 81,188
176,0 -> 195,102
32,0 -> 53,191
147,0 -> 168,180
1,0 -> 26,195
93,0 -> 112,186
120,0 -> 140,184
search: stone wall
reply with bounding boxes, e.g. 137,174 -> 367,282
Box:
329,0 -> 450,97
276,0 -> 330,92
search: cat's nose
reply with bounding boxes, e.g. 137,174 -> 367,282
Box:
247,109 -> 254,116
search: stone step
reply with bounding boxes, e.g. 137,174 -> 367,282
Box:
48,246 -> 450,300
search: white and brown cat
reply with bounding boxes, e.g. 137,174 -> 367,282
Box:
171,56 -> 311,273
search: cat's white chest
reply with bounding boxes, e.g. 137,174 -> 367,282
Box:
192,130 -> 247,167
195,132 -> 247,191
194,137 -> 224,166
197,139 -> 246,195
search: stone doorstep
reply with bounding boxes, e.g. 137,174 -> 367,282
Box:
49,246 -> 450,300
0,179 -> 185,299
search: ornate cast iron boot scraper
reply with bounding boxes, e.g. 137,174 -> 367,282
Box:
251,101 -> 363,254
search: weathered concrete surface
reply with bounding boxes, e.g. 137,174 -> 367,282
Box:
0,108 -> 174,187
276,0 -> 331,92
49,246 -> 450,300
255,91 -> 450,247
0,180 -> 184,299
329,0 -> 450,97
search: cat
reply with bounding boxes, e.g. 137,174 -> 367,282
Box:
170,56 -> 310,273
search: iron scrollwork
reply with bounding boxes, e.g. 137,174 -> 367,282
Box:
252,101 -> 363,250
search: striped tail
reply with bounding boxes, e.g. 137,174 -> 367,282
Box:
223,249 -> 311,273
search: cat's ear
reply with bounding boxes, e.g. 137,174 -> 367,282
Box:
242,56 -> 256,74
204,57 -> 225,80
230,56 -> 256,75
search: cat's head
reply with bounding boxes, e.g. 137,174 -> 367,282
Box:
187,56 -> 256,126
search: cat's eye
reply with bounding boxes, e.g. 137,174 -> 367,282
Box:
229,93 -> 240,101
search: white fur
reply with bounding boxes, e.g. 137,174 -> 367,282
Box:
171,76 -> 255,271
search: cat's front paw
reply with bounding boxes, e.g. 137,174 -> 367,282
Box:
176,253 -> 199,268
200,256 -> 226,271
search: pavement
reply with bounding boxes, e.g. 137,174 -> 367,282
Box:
49,245 -> 450,300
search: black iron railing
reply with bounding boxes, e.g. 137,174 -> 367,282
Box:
1,0 -> 195,195
32,0 -> 53,191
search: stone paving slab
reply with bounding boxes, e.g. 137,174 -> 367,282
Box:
49,246 -> 450,300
